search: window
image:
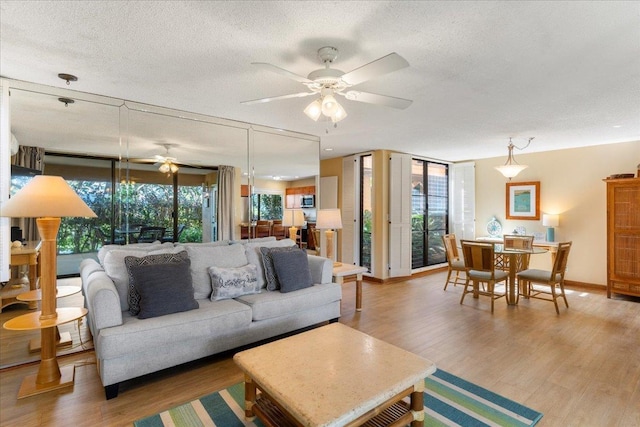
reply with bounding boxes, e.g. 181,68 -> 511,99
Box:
251,193 -> 283,220
360,154 -> 373,272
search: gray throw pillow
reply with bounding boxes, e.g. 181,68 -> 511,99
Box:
124,250 -> 190,315
260,246 -> 302,291
128,259 -> 198,319
208,264 -> 260,301
270,249 -> 313,293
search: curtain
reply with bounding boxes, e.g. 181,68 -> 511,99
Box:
11,146 -> 45,241
216,165 -> 235,241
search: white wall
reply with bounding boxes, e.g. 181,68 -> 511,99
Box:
474,140 -> 640,286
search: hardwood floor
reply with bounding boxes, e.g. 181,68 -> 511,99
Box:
1,271 -> 638,426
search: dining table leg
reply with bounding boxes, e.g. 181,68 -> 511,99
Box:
506,253 -> 519,305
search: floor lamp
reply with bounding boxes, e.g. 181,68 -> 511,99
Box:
1,175 -> 96,398
316,208 -> 343,266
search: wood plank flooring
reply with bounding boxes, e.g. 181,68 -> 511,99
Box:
1,271 -> 638,426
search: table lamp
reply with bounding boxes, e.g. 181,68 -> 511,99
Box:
316,208 -> 343,266
1,175 -> 96,398
542,214 -> 559,242
282,209 -> 305,246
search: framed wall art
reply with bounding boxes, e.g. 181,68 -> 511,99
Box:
506,181 -> 540,220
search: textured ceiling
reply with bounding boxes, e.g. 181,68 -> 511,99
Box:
1,0 -> 639,163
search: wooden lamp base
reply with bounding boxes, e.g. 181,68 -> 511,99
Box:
29,331 -> 72,353
17,365 -> 75,399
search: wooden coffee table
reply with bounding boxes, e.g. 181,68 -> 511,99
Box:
234,323 -> 436,427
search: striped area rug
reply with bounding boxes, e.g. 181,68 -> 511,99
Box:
134,369 -> 543,427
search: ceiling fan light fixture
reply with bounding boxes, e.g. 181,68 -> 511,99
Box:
170,162 -> 179,173
304,99 -> 322,121
159,162 -> 171,173
331,103 -> 347,123
321,94 -> 339,116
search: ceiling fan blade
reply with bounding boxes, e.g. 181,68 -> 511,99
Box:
341,53 -> 409,86
124,157 -> 160,165
241,92 -> 317,105
252,62 -> 313,84
341,90 -> 413,109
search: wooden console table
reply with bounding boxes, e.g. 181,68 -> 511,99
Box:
1,241 -> 41,311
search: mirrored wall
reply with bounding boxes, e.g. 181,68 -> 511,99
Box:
2,78 -> 319,368
6,79 -> 320,268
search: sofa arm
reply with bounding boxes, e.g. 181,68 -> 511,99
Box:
307,255 -> 333,284
85,271 -> 123,332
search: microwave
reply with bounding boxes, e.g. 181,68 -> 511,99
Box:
301,195 -> 315,208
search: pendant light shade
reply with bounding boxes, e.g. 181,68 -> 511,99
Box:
495,137 -> 534,180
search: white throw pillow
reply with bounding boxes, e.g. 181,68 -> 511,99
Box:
186,244 -> 249,299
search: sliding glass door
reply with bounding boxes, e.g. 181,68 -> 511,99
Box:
411,159 -> 449,269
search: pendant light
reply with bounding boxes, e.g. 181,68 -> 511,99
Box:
495,137 -> 534,180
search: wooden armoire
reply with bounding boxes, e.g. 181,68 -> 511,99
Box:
604,177 -> 640,298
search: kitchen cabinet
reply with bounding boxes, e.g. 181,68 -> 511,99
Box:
285,186 -> 315,208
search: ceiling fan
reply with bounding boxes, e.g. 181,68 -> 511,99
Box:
128,144 -> 180,174
241,46 -> 413,123
155,144 -> 179,174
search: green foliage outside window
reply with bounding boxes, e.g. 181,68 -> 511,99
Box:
251,193 -> 283,220
57,180 -> 203,254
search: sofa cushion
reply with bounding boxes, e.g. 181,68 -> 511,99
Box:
231,236 -> 276,245
271,249 -> 313,293
259,244 -> 300,291
243,238 -> 296,290
181,240 -> 230,248
98,242 -> 166,266
186,243 -> 248,300
235,282 -> 342,321
124,250 -> 190,315
129,259 -> 198,319
103,245 -> 178,311
209,264 -> 260,301
97,299 -> 253,359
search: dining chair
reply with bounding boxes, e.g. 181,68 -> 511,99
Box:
499,234 -> 535,272
254,222 -> 271,238
136,226 -> 166,243
271,222 -> 286,240
460,240 -> 508,313
162,224 -> 186,243
312,228 -> 321,255
517,241 -> 572,314
442,234 -> 466,290
240,224 -> 253,240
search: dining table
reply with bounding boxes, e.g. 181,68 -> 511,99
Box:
493,244 -> 548,305
114,225 -> 143,244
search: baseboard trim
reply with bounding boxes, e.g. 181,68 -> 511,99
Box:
367,266 -> 448,284
564,280 -> 606,292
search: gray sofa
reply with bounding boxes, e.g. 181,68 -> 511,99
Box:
80,237 -> 341,399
